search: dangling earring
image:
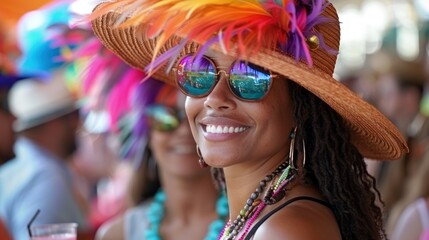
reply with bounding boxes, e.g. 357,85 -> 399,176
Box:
302,138 -> 306,168
196,145 -> 208,168
289,127 -> 297,169
288,126 -> 306,170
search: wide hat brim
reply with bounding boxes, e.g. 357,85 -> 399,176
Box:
91,7 -> 408,160
13,104 -> 79,132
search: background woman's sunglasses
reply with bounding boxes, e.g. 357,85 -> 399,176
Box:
175,55 -> 275,101
145,104 -> 186,132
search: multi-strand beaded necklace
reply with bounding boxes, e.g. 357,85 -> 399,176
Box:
218,161 -> 295,240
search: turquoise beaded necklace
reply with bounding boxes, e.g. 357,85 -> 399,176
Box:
145,190 -> 229,240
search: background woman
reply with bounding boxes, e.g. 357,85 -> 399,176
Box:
96,78 -> 228,240
65,24 -> 228,238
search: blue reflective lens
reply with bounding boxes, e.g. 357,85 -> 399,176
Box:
229,61 -> 271,100
175,55 -> 273,101
176,55 -> 217,97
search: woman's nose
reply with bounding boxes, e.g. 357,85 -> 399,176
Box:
204,76 -> 236,111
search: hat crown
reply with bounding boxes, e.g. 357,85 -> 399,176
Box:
92,0 -> 340,79
307,5 -> 340,77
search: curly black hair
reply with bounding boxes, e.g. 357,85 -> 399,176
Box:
289,81 -> 386,240
130,146 -> 161,204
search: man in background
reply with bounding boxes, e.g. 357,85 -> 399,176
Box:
0,77 -> 18,240
0,76 -> 21,166
0,69 -> 90,240
0,16 -> 26,166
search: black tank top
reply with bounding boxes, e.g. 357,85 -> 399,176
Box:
244,196 -> 331,240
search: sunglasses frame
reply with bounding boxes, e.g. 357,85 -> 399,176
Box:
145,104 -> 187,133
174,54 -> 277,102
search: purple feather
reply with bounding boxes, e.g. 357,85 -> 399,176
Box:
306,0 -> 325,27
131,78 -> 165,138
144,37 -> 189,74
144,0 -> 336,74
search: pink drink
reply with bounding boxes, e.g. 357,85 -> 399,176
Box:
31,233 -> 76,240
30,223 -> 77,240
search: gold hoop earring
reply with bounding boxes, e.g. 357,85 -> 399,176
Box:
302,138 -> 306,168
288,127 -> 306,170
289,127 -> 297,169
196,145 -> 208,168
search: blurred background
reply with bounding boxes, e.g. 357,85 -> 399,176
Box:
1,0 -> 429,239
333,0 -> 429,70
2,0 -> 429,85
2,0 -> 429,91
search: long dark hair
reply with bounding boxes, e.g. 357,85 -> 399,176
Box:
127,145 -> 161,205
289,81 -> 386,240
124,79 -> 166,205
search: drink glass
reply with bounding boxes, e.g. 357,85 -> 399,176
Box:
30,223 -> 77,240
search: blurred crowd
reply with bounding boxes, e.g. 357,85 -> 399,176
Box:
341,44 -> 429,239
0,0 -> 429,240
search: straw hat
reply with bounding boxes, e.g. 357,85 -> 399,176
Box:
8,68 -> 78,132
90,0 -> 408,160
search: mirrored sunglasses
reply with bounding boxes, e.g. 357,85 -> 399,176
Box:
145,104 -> 186,132
175,55 -> 276,101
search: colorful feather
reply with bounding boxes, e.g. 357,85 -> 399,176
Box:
91,0 -> 334,75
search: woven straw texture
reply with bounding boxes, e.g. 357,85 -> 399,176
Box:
91,3 -> 408,160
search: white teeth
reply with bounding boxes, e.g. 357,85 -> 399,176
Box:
206,125 -> 247,134
235,127 -> 244,133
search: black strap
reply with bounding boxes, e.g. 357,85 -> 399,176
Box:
244,196 -> 331,240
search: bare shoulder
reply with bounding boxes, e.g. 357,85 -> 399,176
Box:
95,215 -> 126,240
253,199 -> 341,240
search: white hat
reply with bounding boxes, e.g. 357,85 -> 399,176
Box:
9,68 -> 79,132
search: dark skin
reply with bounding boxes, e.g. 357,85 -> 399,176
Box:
20,110 -> 80,160
0,88 -> 16,165
186,49 -> 385,239
252,184 -> 340,240
185,51 -> 341,239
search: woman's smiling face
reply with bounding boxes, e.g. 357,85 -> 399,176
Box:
150,91 -> 206,179
185,50 -> 295,168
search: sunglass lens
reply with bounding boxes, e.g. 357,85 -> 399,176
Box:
146,105 -> 180,132
176,55 -> 217,97
229,61 -> 271,101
